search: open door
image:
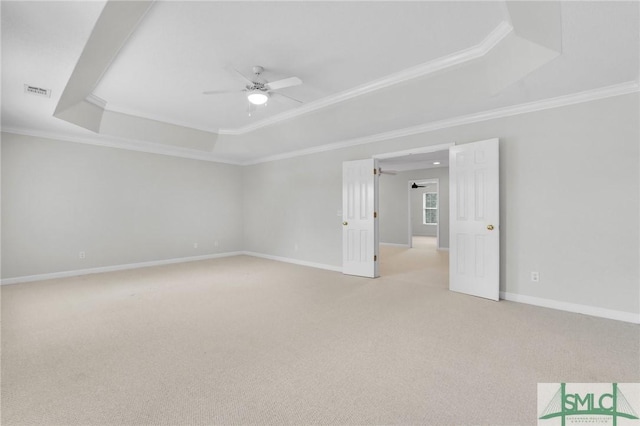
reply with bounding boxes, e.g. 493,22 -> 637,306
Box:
342,158 -> 379,278
449,139 -> 499,300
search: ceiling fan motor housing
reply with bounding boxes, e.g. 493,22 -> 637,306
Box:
246,82 -> 268,91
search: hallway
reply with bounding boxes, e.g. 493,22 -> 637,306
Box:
379,236 -> 448,287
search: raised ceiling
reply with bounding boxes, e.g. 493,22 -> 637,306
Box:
92,1 -> 507,132
2,1 -> 638,165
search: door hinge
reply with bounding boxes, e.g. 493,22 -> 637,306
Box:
374,211 -> 377,218
373,168 -> 377,175
374,255 -> 377,261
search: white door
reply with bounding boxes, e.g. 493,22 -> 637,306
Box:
342,159 -> 379,278
449,139 -> 500,300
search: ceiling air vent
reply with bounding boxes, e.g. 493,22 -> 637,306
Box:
24,84 -> 51,98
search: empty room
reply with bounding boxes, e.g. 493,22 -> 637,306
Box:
1,1 -> 639,425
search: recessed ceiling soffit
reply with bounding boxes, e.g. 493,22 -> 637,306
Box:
53,1 -> 562,155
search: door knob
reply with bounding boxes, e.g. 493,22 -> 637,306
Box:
342,221 -> 348,226
487,224 -> 494,231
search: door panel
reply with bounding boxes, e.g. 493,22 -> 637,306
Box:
449,139 -> 499,300
342,159 -> 378,278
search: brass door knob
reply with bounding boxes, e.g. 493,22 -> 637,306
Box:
342,221 -> 348,226
487,224 -> 494,231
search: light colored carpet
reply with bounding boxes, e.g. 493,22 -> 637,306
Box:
2,242 -> 638,425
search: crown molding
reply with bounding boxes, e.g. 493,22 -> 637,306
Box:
0,127 -> 243,165
243,80 -> 639,165
95,21 -> 513,138
4,81 -> 637,166
102,103 -> 222,135
217,21 -> 514,136
85,93 -> 107,109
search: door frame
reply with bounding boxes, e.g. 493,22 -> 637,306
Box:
373,143 -> 455,161
367,140 -> 500,301
374,142 -> 453,250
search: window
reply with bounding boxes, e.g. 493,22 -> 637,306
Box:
423,192 -> 438,225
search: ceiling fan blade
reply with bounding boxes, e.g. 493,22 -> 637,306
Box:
272,91 -> 303,104
234,68 -> 255,85
266,76 -> 302,91
202,89 -> 243,95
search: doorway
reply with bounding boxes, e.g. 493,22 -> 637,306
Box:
375,144 -> 451,251
375,145 -> 451,280
342,139 -> 500,301
407,178 -> 440,249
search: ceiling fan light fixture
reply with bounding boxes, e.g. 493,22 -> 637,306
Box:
247,90 -> 269,105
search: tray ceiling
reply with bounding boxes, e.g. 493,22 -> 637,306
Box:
1,1 -> 638,164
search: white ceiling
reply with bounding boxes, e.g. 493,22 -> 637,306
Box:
92,1 -> 507,131
1,1 -> 106,136
1,1 -> 638,165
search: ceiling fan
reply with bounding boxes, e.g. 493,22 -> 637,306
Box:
203,66 -> 303,111
412,182 -> 428,188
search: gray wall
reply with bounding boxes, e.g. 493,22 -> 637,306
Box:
2,93 -> 638,316
1,133 -> 243,278
379,169 -> 449,246
243,93 -> 639,315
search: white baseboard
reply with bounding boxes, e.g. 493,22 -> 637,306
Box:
6,255 -> 636,325
500,291 -> 640,324
242,251 -> 342,273
0,252 -> 243,285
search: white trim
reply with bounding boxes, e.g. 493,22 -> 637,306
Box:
242,127 -> 442,164
218,21 -> 514,136
3,254 -> 635,324
1,251 -> 341,286
78,21 -> 512,138
244,80 -> 639,165
244,132 -> 454,166
242,251 -> 342,273
0,252 -> 244,285
1,127 -> 243,165
85,93 -> 107,109
372,143 -> 455,160
5,81 -> 637,166
103,103 -> 223,135
500,291 -> 640,324
86,21 -> 512,137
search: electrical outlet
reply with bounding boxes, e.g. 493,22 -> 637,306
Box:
214,241 -> 219,247
79,251 -> 86,259
531,271 -> 540,282
294,243 -> 299,252
193,242 -> 198,249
